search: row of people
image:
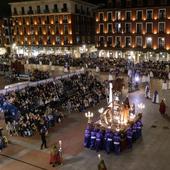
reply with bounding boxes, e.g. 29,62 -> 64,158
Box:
84,120 -> 142,154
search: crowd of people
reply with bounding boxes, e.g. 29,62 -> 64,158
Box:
27,55 -> 170,79
27,55 -> 128,72
5,107 -> 64,137
30,69 -> 50,81
2,71 -> 106,137
133,61 -> 170,80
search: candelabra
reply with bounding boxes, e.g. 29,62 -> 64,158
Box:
58,140 -> 63,164
85,111 -> 94,123
137,103 -> 145,113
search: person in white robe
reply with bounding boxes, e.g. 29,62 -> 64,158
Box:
145,85 -> 151,99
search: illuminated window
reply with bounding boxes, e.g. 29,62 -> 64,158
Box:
107,36 -> 112,47
56,36 -> 60,44
99,24 -> 104,33
125,11 -> 131,20
136,36 -> 142,47
146,9 -> 153,20
115,23 -> 121,33
158,37 -> 165,48
159,22 -> 165,33
136,23 -> 142,33
107,12 -> 112,21
146,37 -> 152,48
99,36 -> 105,46
125,36 -> 131,47
125,23 -> 131,33
107,23 -> 112,33
115,11 -> 121,20
136,10 -> 142,20
146,22 -> 153,33
99,13 -> 104,21
115,36 -> 121,47
159,9 -> 166,19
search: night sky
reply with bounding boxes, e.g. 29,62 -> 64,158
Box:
0,0 -> 106,17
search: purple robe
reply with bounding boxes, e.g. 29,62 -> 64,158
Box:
105,130 -> 113,154
113,132 -> 121,154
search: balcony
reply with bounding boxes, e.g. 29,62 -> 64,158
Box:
53,8 -> 58,13
64,41 -> 69,45
115,44 -> 121,49
159,14 -> 166,20
158,31 -> 165,34
75,8 -> 80,14
37,10 -> 41,14
64,30 -> 68,34
27,10 -> 34,15
13,11 -> 18,15
63,19 -> 68,24
125,30 -> 131,34
125,45 -> 131,48
44,9 -> 50,13
146,17 -> 152,21
62,8 -> 68,12
99,41 -> 104,47
107,41 -> 112,47
158,45 -> 165,49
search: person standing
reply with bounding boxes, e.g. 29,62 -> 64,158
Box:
152,90 -> 159,104
40,125 -> 48,150
145,84 -> 151,99
159,99 -> 166,115
49,144 -> 58,167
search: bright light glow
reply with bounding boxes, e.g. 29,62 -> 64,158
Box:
137,103 -> 145,110
98,108 -> 104,114
85,111 -> 94,123
147,37 -> 152,42
98,154 -> 101,160
12,43 -> 17,49
135,76 -> 140,82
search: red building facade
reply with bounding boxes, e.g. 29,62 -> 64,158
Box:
96,0 -> 170,61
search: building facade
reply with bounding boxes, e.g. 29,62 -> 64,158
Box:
0,17 -> 11,54
9,0 -> 97,57
96,0 -> 170,61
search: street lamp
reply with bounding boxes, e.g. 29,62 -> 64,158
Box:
85,111 -> 94,123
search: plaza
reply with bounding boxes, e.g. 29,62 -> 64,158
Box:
0,71 -> 170,170
0,0 -> 170,170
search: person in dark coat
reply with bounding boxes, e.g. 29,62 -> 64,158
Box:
40,126 -> 48,150
159,99 -> 166,115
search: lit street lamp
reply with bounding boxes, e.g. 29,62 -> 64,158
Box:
85,111 -> 94,123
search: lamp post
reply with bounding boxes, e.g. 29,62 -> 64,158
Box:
85,111 -> 94,123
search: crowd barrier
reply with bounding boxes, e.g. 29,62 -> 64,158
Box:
0,70 -> 84,95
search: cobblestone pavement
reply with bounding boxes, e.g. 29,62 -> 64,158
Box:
0,73 -> 170,170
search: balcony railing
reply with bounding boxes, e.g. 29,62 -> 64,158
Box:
61,8 -> 68,12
